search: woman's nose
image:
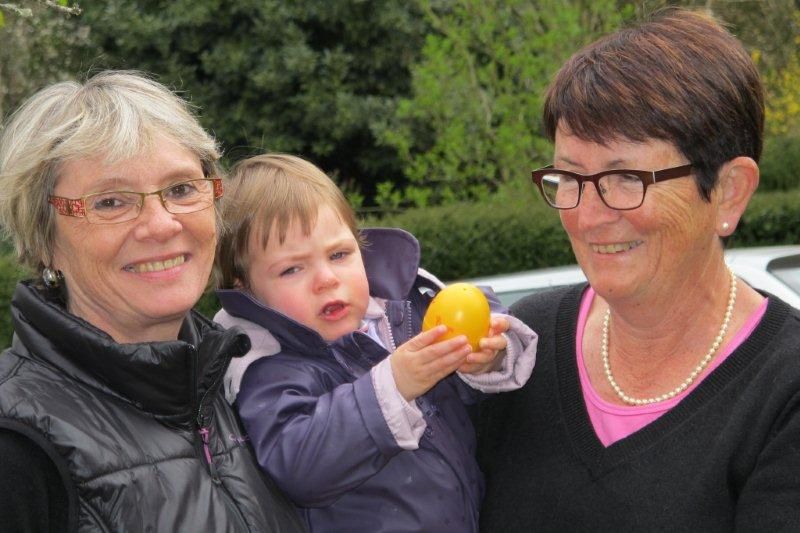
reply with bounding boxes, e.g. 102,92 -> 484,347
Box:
133,195 -> 182,241
576,182 -> 620,227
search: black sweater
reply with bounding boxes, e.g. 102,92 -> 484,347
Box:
477,284 -> 800,532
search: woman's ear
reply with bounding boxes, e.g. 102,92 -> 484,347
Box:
715,156 -> 759,237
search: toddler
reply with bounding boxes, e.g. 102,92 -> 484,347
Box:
214,154 -> 537,532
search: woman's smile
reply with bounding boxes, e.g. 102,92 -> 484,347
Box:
123,253 -> 187,273
591,241 -> 643,254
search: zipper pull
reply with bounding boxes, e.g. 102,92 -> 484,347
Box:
198,426 -> 221,484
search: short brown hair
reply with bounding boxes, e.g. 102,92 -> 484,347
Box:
215,153 -> 360,289
543,8 -> 763,199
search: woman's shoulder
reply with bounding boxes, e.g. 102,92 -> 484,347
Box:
753,297 -> 800,363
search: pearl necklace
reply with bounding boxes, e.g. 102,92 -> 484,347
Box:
601,267 -> 737,406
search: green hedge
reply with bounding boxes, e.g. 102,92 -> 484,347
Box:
0,252 -> 26,350
369,190 -> 573,280
759,135 -> 800,191
2,188 -> 800,349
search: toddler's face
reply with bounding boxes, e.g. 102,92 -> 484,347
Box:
245,205 -> 370,341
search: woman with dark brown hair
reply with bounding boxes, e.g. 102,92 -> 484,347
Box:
477,9 -> 800,531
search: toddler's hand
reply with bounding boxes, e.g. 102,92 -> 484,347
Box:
390,326 -> 472,401
457,316 -> 509,375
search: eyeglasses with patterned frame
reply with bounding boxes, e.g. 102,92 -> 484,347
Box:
531,164 -> 693,210
48,178 -> 223,224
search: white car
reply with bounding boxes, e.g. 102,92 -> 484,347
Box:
464,245 -> 800,309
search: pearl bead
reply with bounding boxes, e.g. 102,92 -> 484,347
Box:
602,267 -> 736,406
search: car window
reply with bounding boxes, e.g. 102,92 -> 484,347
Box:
766,254 -> 800,296
769,266 -> 800,296
496,285 -> 579,306
495,289 -> 538,306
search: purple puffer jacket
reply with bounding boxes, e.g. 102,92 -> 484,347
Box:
217,228 -> 503,532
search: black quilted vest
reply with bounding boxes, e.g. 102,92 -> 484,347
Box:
0,281 -> 305,532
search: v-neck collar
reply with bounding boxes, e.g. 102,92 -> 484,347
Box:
553,284 -> 791,476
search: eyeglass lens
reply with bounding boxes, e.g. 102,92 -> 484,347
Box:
85,179 -> 216,224
540,172 -> 645,209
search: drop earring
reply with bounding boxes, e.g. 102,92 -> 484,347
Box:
42,267 -> 64,289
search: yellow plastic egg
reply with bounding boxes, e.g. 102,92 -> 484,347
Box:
422,283 -> 491,351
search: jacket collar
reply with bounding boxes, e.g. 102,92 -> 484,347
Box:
11,280 -> 250,424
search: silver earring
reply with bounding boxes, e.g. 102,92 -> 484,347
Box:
721,222 -> 730,231
42,267 -> 64,289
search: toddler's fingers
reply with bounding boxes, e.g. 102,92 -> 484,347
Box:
489,316 -> 510,335
478,335 -> 507,353
424,343 -> 472,376
412,334 -> 471,365
465,348 -> 498,365
403,325 -> 449,352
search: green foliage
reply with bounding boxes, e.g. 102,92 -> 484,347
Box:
375,0 -> 633,208
194,291 -> 221,321
372,184 -> 573,280
759,135 -> 800,191
0,252 -> 25,349
731,189 -> 800,248
78,0 -> 428,203
0,2 -> 88,121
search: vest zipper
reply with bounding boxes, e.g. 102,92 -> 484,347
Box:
192,343 -> 251,530
195,342 -> 228,484
198,425 -> 221,484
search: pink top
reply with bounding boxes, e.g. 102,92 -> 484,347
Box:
577,287 -> 768,447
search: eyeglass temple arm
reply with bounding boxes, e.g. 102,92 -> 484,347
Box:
48,196 -> 86,217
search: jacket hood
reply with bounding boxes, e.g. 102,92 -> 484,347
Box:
11,280 -> 250,424
360,227 -> 421,300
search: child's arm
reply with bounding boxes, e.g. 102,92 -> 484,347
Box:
456,313 -> 538,393
235,327 -> 470,507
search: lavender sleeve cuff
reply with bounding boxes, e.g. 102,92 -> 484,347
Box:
458,313 -> 538,393
370,358 -> 426,450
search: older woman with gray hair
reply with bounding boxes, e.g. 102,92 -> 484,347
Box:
0,71 -> 304,532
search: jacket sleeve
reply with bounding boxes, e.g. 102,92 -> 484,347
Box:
236,355 -> 405,507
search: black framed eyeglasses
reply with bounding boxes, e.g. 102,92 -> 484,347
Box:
49,178 -> 223,224
531,164 -> 693,210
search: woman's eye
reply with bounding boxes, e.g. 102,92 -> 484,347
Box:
165,181 -> 200,200
91,194 -> 133,211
